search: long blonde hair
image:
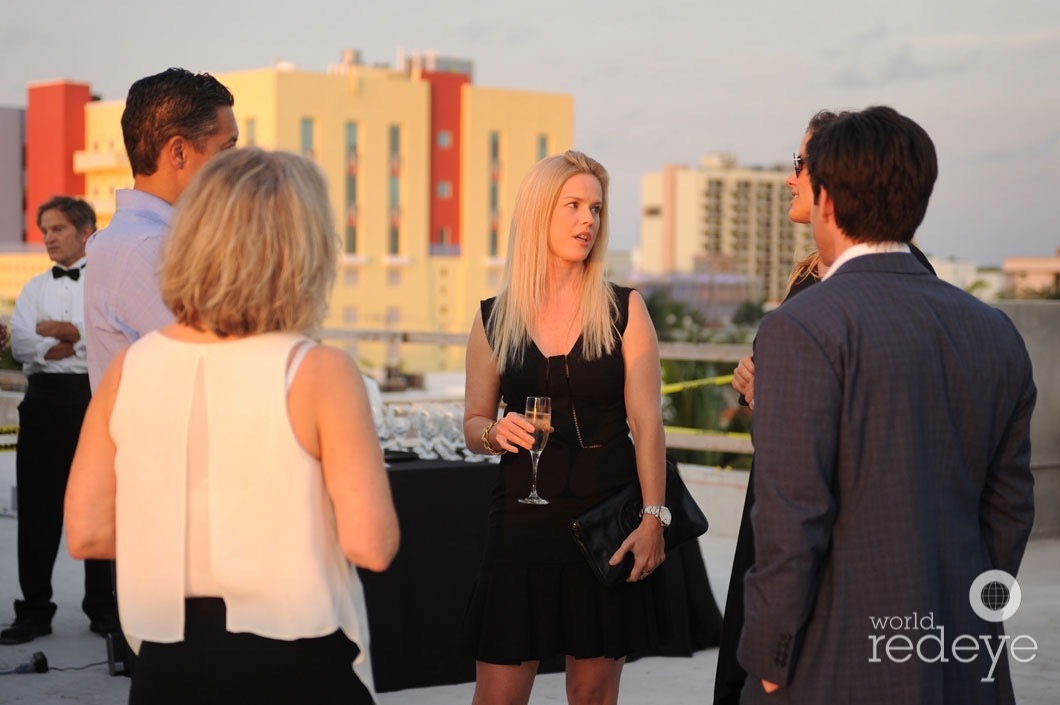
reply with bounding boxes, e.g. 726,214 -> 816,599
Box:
787,251 -> 822,291
488,151 -> 618,373
161,148 -> 338,336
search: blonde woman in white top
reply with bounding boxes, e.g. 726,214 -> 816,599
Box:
65,148 -> 399,705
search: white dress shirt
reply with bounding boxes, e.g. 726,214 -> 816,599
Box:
820,242 -> 911,282
10,256 -> 89,376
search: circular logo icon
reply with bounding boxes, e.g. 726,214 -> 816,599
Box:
969,569 -> 1021,622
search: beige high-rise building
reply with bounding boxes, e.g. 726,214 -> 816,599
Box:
639,153 -> 814,304
33,50 -> 574,374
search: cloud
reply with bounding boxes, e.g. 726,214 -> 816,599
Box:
975,130 -> 1060,163
911,26 -> 1060,51
833,42 -> 979,90
830,25 -> 1060,90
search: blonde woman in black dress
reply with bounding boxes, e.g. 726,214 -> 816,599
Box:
463,151 -> 671,705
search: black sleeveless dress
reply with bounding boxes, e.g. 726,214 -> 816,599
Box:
461,284 -> 671,665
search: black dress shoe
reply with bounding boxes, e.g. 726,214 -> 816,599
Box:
89,617 -> 121,636
0,620 -> 52,645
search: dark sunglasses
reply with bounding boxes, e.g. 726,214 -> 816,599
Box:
793,153 -> 805,177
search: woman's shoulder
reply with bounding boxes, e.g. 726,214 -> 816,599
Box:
607,282 -> 635,312
301,342 -> 360,374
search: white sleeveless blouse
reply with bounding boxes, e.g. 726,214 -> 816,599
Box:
110,331 -> 371,685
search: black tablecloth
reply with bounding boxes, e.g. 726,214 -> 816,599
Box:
358,459 -> 722,693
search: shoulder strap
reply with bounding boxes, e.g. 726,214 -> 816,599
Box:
609,283 -> 633,335
285,339 -> 315,390
480,297 -> 498,348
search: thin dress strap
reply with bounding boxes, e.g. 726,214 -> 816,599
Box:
286,339 -> 315,390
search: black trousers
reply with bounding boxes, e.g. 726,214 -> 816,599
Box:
713,464 -> 756,705
15,373 -> 116,623
130,598 -> 374,705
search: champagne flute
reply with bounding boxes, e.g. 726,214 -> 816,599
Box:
518,396 -> 551,505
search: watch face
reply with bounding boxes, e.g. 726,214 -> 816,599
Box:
659,506 -> 672,527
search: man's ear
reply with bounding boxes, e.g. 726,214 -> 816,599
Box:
817,186 -> 835,225
163,135 -> 187,171
78,226 -> 94,245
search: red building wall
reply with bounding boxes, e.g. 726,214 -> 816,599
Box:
25,81 -> 92,243
422,70 -> 469,255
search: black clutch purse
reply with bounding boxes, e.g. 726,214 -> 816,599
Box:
569,458 -> 708,586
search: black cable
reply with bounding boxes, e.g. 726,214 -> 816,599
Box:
0,652 -> 109,675
51,660 -> 110,672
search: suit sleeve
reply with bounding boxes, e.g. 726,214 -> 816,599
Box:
980,340 -> 1036,577
736,310 -> 842,686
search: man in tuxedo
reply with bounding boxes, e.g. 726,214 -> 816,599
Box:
2,197 -> 118,644
738,106 -> 1035,704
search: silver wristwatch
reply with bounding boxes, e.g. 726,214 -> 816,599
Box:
640,505 -> 672,527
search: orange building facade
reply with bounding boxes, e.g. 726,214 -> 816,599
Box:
24,80 -> 93,242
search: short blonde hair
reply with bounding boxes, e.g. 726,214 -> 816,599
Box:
488,150 -> 617,373
161,148 -> 338,336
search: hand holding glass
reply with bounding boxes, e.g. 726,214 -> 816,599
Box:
518,396 -> 551,505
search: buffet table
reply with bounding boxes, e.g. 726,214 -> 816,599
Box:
359,459 -> 722,693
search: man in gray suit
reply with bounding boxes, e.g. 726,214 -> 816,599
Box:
737,106 -> 1035,704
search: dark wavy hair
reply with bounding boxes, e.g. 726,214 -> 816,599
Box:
36,196 -> 96,233
121,68 -> 234,177
806,105 -> 937,243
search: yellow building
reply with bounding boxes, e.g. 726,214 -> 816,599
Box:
639,153 -> 814,304
2,51 -> 574,374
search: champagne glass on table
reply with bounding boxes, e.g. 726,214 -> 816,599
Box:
518,396 -> 551,505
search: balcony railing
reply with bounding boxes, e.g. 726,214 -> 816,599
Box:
318,328 -> 754,456
0,334 -> 754,458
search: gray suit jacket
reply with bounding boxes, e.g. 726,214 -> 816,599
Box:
738,253 -> 1036,705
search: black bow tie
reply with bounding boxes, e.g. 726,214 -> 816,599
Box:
52,266 -> 81,281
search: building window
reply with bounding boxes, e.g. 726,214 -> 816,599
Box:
343,269 -> 359,287
489,131 -> 500,163
246,118 -> 257,146
537,133 -> 548,159
342,307 -> 358,325
301,118 -> 314,159
489,131 -> 502,258
437,181 -> 452,199
437,130 -> 452,148
389,124 -> 401,159
345,212 -> 357,255
345,122 -> 358,254
388,124 -> 401,256
489,225 -> 500,258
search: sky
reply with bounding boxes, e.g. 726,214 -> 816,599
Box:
2,0 -> 1058,267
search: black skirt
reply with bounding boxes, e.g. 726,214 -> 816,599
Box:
129,598 -> 373,705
